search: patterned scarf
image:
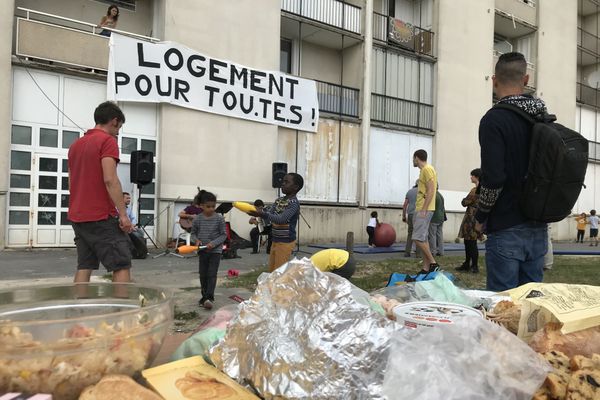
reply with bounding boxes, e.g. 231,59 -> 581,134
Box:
497,94 -> 547,117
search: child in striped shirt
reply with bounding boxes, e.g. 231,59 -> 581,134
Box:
190,190 -> 227,310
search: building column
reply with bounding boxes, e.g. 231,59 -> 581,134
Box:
537,0 -> 577,129
359,0 -> 373,207
0,0 -> 15,248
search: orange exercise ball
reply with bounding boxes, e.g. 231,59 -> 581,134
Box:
374,223 -> 396,247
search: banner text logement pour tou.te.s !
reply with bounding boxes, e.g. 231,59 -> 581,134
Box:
107,34 -> 319,132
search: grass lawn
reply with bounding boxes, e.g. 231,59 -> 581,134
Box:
221,255 -> 600,293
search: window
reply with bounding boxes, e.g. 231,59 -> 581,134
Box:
11,125 -> 31,145
62,131 -> 80,149
40,128 -> 59,147
280,39 -> 292,74
122,137 -> 137,154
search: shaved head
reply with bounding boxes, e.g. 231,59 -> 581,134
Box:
494,52 -> 527,85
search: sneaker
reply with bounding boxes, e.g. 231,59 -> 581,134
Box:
202,299 -> 213,310
471,266 -> 479,273
428,263 -> 440,272
455,263 -> 470,272
198,297 -> 206,307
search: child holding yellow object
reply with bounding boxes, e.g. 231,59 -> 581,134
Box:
310,249 -> 356,279
248,173 -> 303,272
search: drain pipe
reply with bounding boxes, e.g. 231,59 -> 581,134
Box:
359,0 -> 373,208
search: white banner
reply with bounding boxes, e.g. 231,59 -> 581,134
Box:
107,34 -> 319,132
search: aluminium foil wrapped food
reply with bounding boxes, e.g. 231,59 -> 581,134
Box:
210,259 -> 397,399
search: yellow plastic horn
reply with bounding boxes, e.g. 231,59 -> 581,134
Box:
232,201 -> 257,213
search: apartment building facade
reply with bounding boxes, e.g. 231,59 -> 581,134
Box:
0,0 -> 597,248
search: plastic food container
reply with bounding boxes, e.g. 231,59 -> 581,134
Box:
393,301 -> 483,329
0,283 -> 173,400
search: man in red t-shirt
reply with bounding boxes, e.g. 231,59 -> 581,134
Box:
68,101 -> 133,283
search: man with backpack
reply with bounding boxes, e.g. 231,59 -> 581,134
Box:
476,52 -> 588,291
476,53 -> 548,291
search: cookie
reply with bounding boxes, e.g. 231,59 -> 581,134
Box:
571,354 -> 600,372
543,350 -> 572,374
565,369 -> 600,400
532,385 -> 553,400
546,371 -> 571,399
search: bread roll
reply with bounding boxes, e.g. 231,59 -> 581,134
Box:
79,375 -> 163,400
529,323 -> 600,358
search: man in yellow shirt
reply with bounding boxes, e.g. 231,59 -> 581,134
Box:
412,149 -> 439,274
310,249 -> 356,279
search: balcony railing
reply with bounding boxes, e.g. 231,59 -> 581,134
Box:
316,80 -> 360,118
15,8 -> 158,71
577,82 -> 600,108
371,93 -> 433,130
281,0 -> 362,35
578,27 -> 600,55
590,140 -> 600,162
373,12 -> 434,57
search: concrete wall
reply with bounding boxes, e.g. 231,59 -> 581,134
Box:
342,43 -> 363,89
301,41 -> 342,83
15,0 -> 155,37
434,0 -> 494,193
537,0 -> 578,129
0,0 -> 15,249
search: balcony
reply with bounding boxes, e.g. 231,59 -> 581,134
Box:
373,12 -> 434,57
494,7 -> 536,40
493,50 -> 536,89
495,0 -> 537,27
316,80 -> 360,118
14,8 -> 158,71
281,0 -> 362,35
371,94 -> 433,131
577,82 -> 600,108
578,28 -> 600,66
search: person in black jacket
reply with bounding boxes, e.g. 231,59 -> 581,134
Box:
475,52 -> 548,291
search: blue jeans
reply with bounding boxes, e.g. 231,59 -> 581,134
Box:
485,223 -> 547,291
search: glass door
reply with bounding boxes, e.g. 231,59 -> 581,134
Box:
31,153 -> 73,246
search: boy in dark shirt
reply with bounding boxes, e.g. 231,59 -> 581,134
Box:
249,173 -> 303,272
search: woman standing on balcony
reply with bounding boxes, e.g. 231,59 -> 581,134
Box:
99,5 -> 119,37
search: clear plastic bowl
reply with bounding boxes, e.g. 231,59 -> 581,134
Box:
0,283 -> 173,399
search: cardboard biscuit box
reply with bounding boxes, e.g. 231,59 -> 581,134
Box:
143,356 -> 259,400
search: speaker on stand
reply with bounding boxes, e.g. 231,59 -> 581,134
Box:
130,150 -> 157,249
272,162 -> 288,189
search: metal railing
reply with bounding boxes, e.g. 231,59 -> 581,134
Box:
371,93 -> 433,130
578,27 -> 600,55
17,7 -> 159,41
590,140 -> 600,162
281,0 -> 362,35
577,82 -> 600,108
372,12 -> 434,57
315,80 -> 360,117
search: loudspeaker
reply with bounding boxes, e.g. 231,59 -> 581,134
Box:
272,162 -> 288,188
130,150 -> 155,185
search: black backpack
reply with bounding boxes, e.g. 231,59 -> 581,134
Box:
494,103 -> 589,223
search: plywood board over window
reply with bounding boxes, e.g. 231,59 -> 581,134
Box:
368,127 -> 432,206
276,119 -> 359,204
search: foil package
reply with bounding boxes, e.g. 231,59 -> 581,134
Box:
210,259 -> 398,399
